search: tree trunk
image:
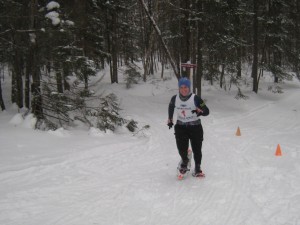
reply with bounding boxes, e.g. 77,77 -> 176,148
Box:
72,0 -> 90,88
31,69 -> 43,119
56,72 -> 63,93
181,0 -> 191,78
236,47 -> 242,78
274,51 -> 281,83
11,31 -> 24,109
296,0 -> 300,80
0,77 -> 5,111
63,65 -> 70,91
11,65 -> 17,104
142,30 -> 155,81
25,52 -> 31,109
161,59 -> 165,79
30,0 -> 43,119
31,45 -> 42,120
195,0 -> 204,97
111,11 -> 118,83
15,52 -> 24,109
220,64 -> 225,89
252,0 -> 259,93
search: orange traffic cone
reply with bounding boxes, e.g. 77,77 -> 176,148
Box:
236,127 -> 241,136
275,144 -> 282,156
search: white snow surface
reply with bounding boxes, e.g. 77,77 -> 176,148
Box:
1,71 -> 300,225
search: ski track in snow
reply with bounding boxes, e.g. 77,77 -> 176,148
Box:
205,89 -> 300,225
1,79 -> 300,225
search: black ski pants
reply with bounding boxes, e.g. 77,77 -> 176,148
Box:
174,124 -> 204,167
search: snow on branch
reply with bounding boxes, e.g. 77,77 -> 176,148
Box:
46,1 -> 60,11
45,1 -> 61,26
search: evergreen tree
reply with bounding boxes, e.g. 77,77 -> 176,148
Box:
1,0 -> 300,129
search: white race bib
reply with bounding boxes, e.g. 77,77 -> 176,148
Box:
175,94 -> 198,123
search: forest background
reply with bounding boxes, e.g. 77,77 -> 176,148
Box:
1,0 -> 300,131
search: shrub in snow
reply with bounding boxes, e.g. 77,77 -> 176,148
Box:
39,79 -> 127,133
124,63 -> 141,89
126,119 -> 138,132
93,93 -> 125,132
235,87 -> 249,100
268,85 -> 283,93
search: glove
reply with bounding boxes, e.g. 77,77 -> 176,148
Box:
192,109 -> 203,117
167,121 -> 174,129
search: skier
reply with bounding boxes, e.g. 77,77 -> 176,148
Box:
167,77 -> 209,177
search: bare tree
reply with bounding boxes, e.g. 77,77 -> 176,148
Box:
138,0 -> 180,79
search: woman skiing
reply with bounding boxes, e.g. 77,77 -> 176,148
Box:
167,77 -> 209,177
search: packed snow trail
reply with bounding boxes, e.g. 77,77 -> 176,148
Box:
1,77 -> 300,225
204,84 -> 300,225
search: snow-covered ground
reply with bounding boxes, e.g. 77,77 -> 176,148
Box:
1,71 -> 300,225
